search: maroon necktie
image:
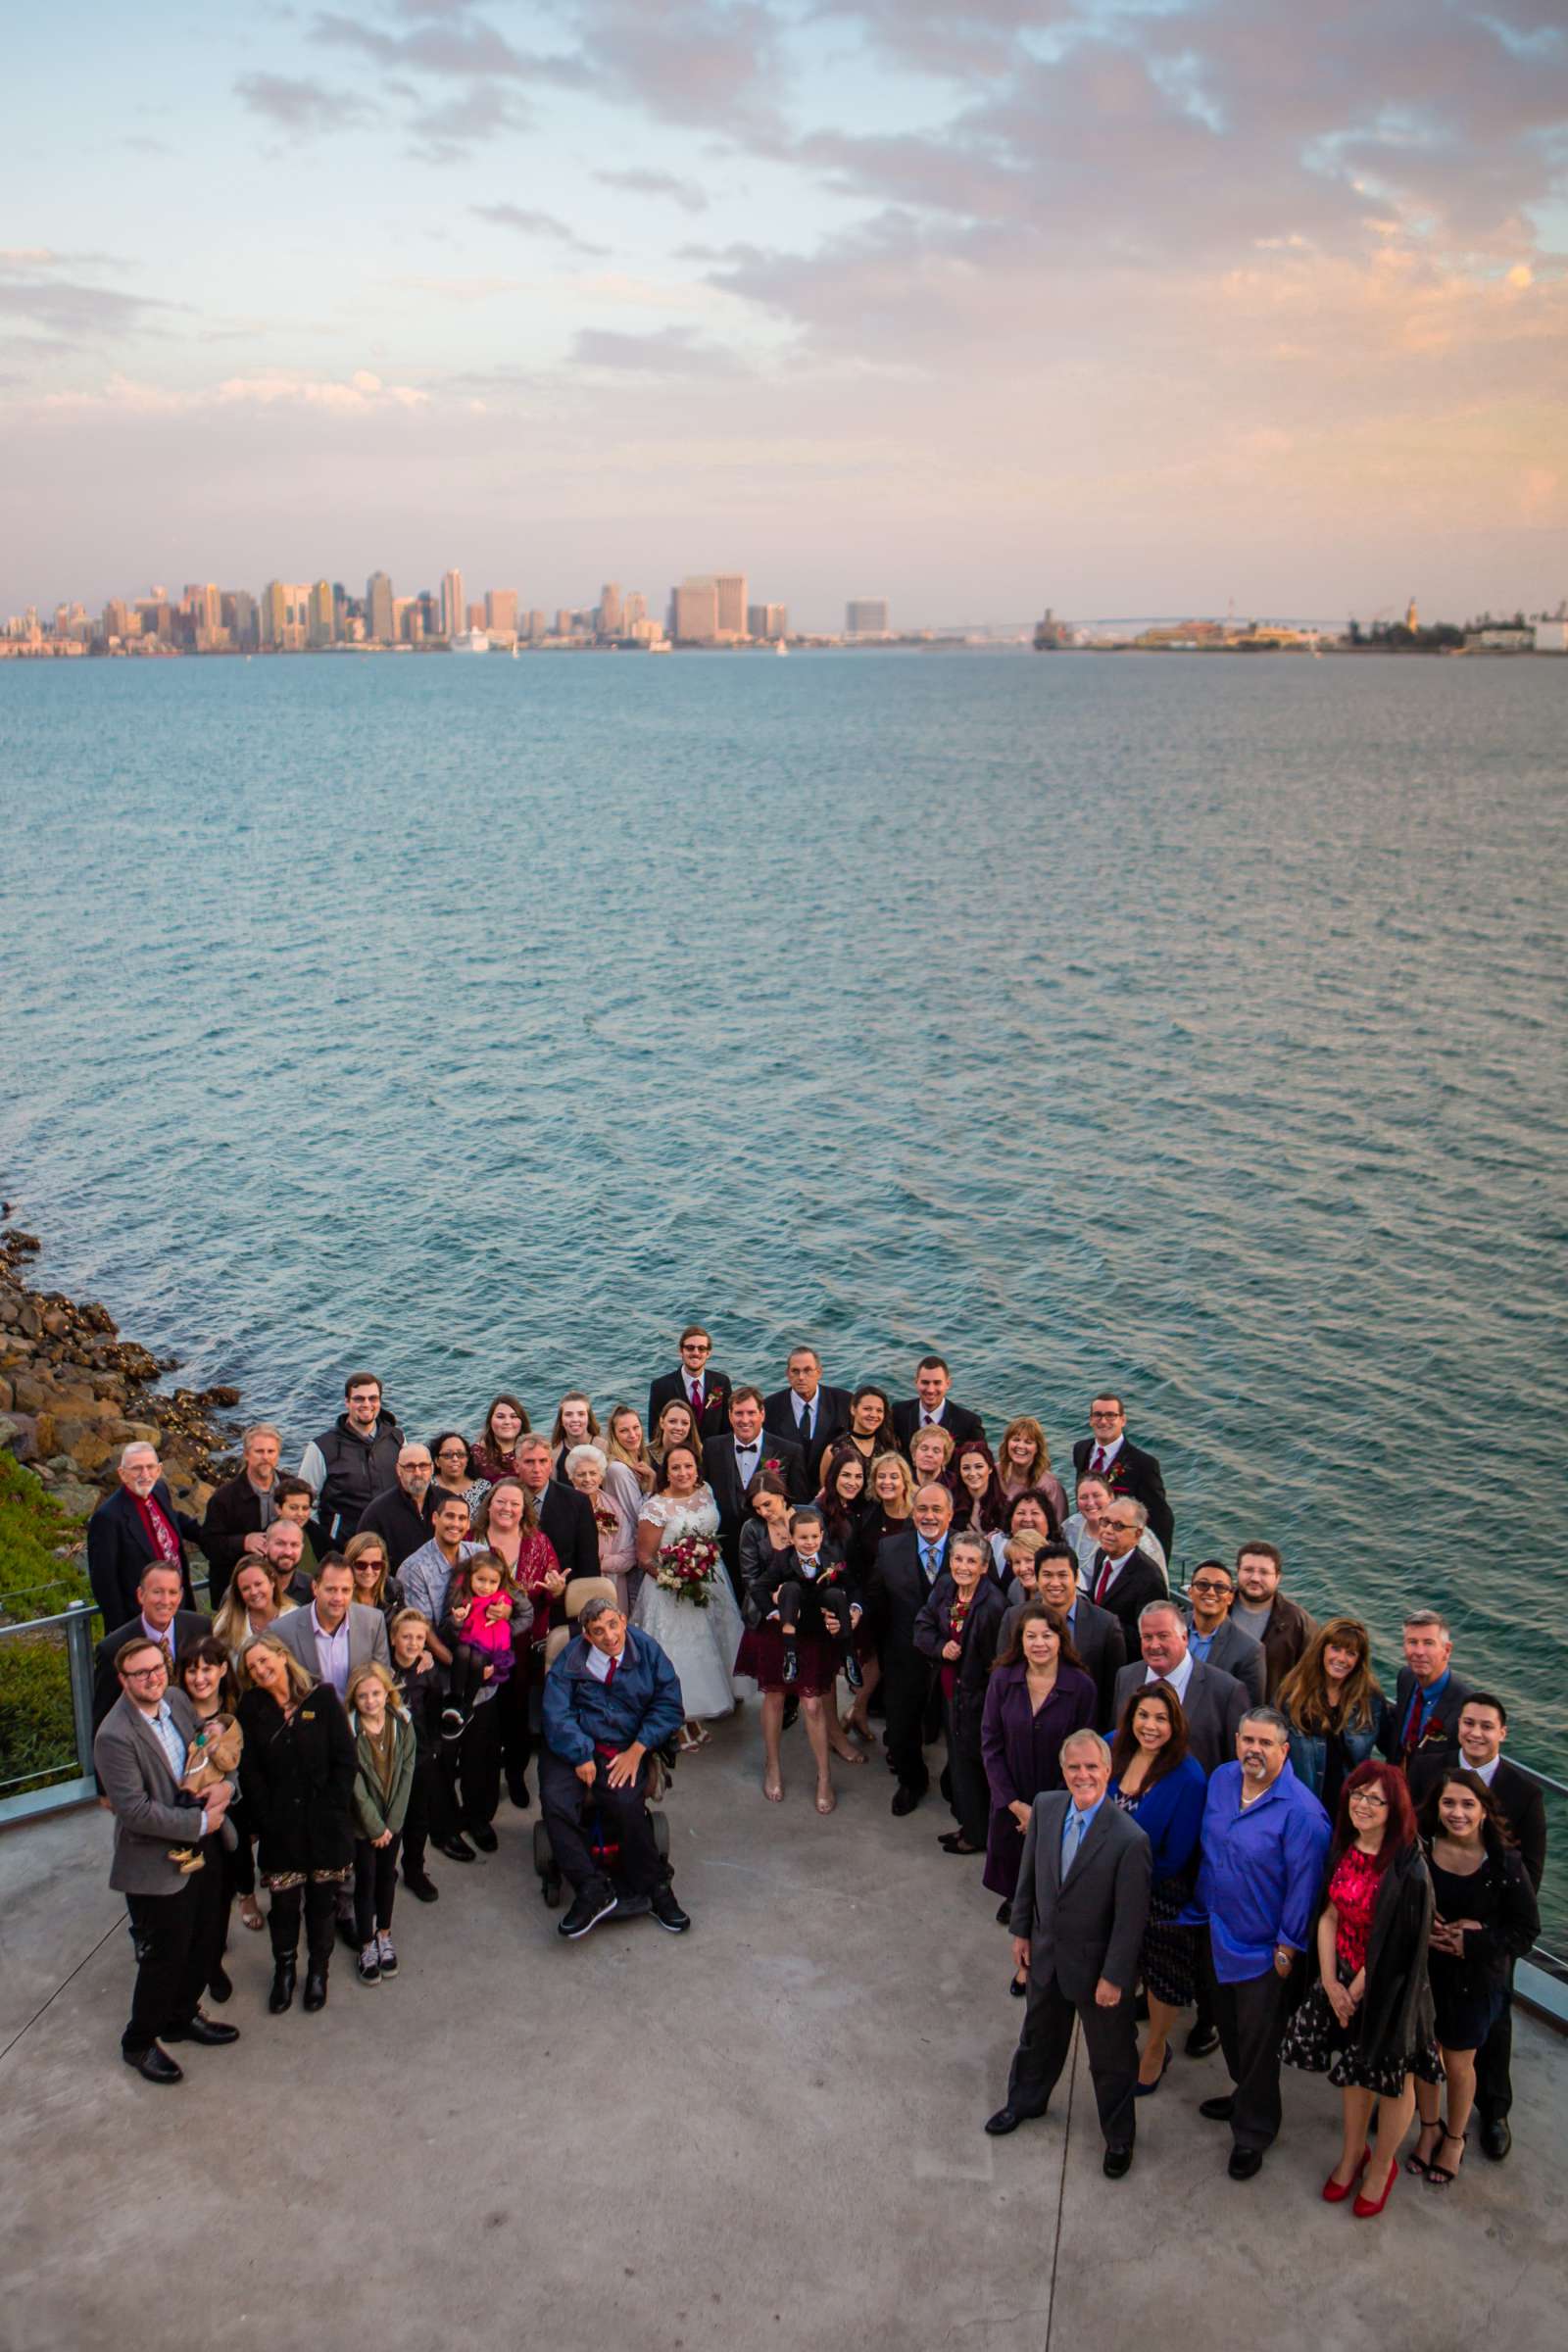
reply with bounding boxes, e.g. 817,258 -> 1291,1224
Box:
1094,1553 -> 1114,1604
1091,1446 -> 1108,1477
690,1382 -> 703,1416
605,1652 -> 617,1685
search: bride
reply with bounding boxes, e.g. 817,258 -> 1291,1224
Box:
632,1442 -> 752,1750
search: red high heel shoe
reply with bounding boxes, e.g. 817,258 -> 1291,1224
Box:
1322,2147 -> 1370,2203
1352,2155 -> 1398,2219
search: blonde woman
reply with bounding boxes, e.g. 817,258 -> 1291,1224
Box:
212,1556 -> 294,1666
236,1634 -> 356,2014
605,1403 -> 658,1494
997,1417 -> 1069,1523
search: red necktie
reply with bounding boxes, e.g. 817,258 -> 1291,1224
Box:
1091,1446 -> 1107,1476
605,1653 -> 617,1685
690,1382 -> 703,1416
1094,1554 -> 1114,1604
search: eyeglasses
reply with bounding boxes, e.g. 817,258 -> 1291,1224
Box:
1190,1579 -> 1232,1595
122,1665 -> 166,1682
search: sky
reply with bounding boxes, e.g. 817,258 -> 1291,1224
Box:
3,0 -> 1566,629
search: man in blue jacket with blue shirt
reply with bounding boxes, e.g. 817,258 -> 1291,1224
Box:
1188,1705 -> 1330,2180
541,1595 -> 689,1941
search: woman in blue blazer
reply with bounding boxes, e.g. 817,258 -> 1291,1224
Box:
1107,1682 -> 1208,2093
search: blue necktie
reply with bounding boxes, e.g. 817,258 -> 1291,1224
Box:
1062,1806 -> 1087,1876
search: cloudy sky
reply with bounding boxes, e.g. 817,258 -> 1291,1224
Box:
4,0 -> 1566,626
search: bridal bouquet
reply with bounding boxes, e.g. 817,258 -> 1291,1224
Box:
657,1534 -> 721,1608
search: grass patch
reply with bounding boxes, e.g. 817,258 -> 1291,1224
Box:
0,1453 -> 95,1795
0,1448 -> 93,1616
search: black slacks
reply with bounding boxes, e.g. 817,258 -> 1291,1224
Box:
402,1748 -> 455,1875
540,1751 -> 667,1896
354,1838 -> 401,1941
1008,1969 -> 1140,2149
123,1880 -> 208,2056
439,1691 -> 502,1830
1208,1951 -> 1295,2151
882,1651 -> 934,1794
944,1704 -> 989,1845
1476,1962 -> 1517,2121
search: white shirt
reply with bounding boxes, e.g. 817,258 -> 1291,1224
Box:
734,1439 -> 763,1478
920,1405 -> 947,1426
794,1396 -> 815,1435
585,1642 -> 625,1684
1146,1647 -> 1195,1702
1466,1752 -> 1500,1788
1094,1547 -> 1140,1597
1086,1433 -> 1124,1473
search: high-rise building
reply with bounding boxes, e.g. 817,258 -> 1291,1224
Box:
223,591 -> 259,651
441,568 -> 465,641
672,577 -> 719,642
715,573 -> 747,639
846,600 -> 889,638
309,580 -> 336,649
261,582 -> 311,651
527,609 -> 547,642
623,590 -> 647,629
102,599 -> 130,642
485,588 -> 518,637
183,583 -> 221,637
366,570 -> 394,643
748,602 -> 788,639
597,582 -> 624,638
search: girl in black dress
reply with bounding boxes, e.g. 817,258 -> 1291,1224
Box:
1408,1767 -> 1540,2188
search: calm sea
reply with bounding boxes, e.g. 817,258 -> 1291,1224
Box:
3,649 -> 1565,1779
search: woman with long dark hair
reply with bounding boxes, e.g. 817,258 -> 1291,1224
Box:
981,1601 -> 1096,1991
1278,1760 -> 1436,2215
1407,1767 -> 1540,2190
469,1393 -> 532,1495
1277,1618 -> 1382,1815
840,1384 -> 897,1472
1107,1681 -> 1207,2087
173,1636 -> 261,1984
952,1439 -> 1007,1538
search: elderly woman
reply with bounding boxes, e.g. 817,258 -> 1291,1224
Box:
605,1402 -> 658,1494
565,1441 -> 642,1612
914,1532 -> 1009,1857
997,1417 -> 1069,1523
237,1632 -> 357,2016
211,1555 -> 295,1665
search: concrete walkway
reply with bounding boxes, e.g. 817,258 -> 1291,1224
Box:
2,1711 -> 1563,2352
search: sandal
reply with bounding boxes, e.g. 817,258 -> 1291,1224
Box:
1426,2129 -> 1468,2188
1404,2121 -> 1443,2179
238,1897 -> 266,1933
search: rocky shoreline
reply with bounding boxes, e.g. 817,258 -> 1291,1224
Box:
0,1225 -> 244,1530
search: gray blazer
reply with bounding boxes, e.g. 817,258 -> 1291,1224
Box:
94,1688 -> 212,1895
270,1600 -> 390,1686
1010,1790 -> 1151,2003
1111,1657 -> 1248,1775
1194,1619 -> 1265,1708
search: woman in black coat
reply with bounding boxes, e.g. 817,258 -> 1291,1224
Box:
913,1531 -> 1007,1856
237,1634 -> 357,2017
1281,1760 -> 1439,2217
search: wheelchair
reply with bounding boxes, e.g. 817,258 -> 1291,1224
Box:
530,1577 -> 674,1912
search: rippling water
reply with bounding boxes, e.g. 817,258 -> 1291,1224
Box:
3,650 -> 1565,1780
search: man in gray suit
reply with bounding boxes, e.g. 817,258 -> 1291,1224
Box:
93,1636 -> 241,2084
985,1729 -> 1152,2176
1111,1601 -> 1249,1774
1183,1561 -> 1266,1706
270,1552 -> 390,1695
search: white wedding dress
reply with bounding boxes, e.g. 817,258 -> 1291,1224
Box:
631,1488 -> 754,1721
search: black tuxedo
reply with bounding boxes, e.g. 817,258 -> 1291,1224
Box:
531,1482 -> 599,1587
893,1396 -> 986,1456
91,1610 -> 213,1740
706,1433 -> 808,1593
647,1366 -> 733,1442
86,1481 -> 202,1631
763,1386 -> 852,1485
1083,1547 -> 1168,1661
1070,1436 -> 1173,1558
870,1527 -> 953,1797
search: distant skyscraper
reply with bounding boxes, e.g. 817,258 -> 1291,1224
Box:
715,573 -> 747,639
846,599 -> 889,638
309,580 -> 335,649
485,588 -> 518,636
673,577 -> 719,642
527,609 -> 547,642
367,570 -> 394,643
183,582 -> 220,637
261,582 -> 311,651
748,603 -> 788,639
598,582 -> 624,637
623,590 -> 647,629
441,568 -> 465,641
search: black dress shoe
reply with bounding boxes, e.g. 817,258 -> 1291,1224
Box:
1199,2094 -> 1236,2123
303,1971 -> 328,2012
123,2044 -> 182,2084
1102,2146 -> 1133,2180
402,1869 -> 440,1904
206,1962 -> 232,2004
1228,2147 -> 1263,2180
164,2012 -> 240,2046
984,2105 -> 1040,2137
1185,2022 -> 1220,2058
891,1785 -> 923,1817
508,1781 -> 532,1810
269,1962 -> 297,2014
1008,1974 -> 1028,1998
437,1835 -> 476,1862
468,1823 -> 499,1853
996,1900 -> 1013,1925
336,1917 -> 360,1954
1479,2116 -> 1511,2162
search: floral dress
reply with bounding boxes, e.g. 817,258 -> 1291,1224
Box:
1281,1847 -> 1441,2095
630,1489 -> 754,1721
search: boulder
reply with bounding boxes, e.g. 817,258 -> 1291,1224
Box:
0,1411 -> 37,1460
50,1478 -> 103,1521
11,1371 -> 46,1414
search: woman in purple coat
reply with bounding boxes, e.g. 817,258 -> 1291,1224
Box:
980,1601 -> 1098,1994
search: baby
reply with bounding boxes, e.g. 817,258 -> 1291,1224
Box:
439,1552 -> 516,1739
169,1714 -> 243,1874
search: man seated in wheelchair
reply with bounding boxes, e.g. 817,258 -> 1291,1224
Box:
539,1594 -> 691,1941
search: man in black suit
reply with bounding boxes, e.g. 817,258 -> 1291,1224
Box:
1111,1603 -> 1248,1774
514,1435 -> 597,1583
1034,1546 -> 1126,1728
647,1324 -> 733,1445
706,1387 -> 808,1592
87,1442 -> 202,1630
357,1441 -> 440,1571
1071,1395 -> 1173,1558
1378,1610 -> 1473,1767
92,1562 -> 211,1738
1082,1499 -> 1167,1662
198,1423 -> 283,1609
763,1347 -> 852,1486
1184,1560 -> 1266,1707
986,1729 -> 1152,2175
891,1355 -> 985,1457
872,1483 -> 954,1814
1410,1691 -> 1546,2163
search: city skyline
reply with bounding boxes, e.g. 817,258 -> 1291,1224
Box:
4,4 -> 1566,621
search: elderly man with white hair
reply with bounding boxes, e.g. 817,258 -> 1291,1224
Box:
87,1441 -> 202,1631
986,1727 -> 1152,2177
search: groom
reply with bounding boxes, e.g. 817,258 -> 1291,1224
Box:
705,1387 -> 807,1594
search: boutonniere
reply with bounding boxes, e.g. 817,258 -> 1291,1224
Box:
764,1456 -> 781,1474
